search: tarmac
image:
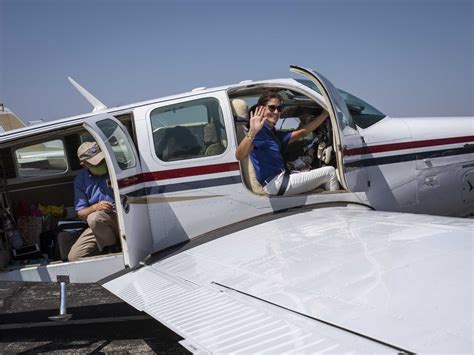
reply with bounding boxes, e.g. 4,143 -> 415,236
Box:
0,281 -> 190,354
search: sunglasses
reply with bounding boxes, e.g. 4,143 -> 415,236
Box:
266,104 -> 284,113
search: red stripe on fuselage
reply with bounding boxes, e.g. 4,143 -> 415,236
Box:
118,162 -> 240,188
344,135 -> 474,156
118,136 -> 474,188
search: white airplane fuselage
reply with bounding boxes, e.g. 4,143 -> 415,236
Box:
356,115 -> 474,217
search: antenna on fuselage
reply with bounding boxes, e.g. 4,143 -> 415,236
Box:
68,76 -> 107,112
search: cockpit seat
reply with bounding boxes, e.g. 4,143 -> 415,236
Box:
231,98 -> 266,195
203,122 -> 225,156
155,126 -> 201,161
234,121 -> 266,195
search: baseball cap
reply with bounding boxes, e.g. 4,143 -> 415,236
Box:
77,142 -> 105,166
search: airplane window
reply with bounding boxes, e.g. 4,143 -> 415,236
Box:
14,139 -> 68,178
150,97 -> 227,162
296,79 -> 386,129
95,119 -> 137,170
338,90 -> 386,129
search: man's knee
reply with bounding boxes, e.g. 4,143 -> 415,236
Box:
87,211 -> 110,229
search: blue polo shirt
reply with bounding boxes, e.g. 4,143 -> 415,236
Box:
74,169 -> 115,211
250,123 -> 292,185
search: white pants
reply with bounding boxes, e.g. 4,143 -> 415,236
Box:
263,166 -> 339,196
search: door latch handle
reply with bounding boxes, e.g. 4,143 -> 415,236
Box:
122,176 -> 138,184
121,195 -> 130,214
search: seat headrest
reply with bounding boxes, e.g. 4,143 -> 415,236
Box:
231,99 -> 249,121
203,122 -> 218,145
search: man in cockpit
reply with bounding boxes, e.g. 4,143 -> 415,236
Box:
67,142 -> 118,261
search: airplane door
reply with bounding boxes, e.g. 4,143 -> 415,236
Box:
290,65 -> 369,192
84,114 -> 152,268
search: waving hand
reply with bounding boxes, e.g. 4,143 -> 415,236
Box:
249,105 -> 266,136
235,105 -> 266,161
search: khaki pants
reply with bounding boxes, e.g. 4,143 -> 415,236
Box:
67,211 -> 119,261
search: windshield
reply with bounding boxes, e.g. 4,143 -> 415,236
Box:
296,79 -> 386,129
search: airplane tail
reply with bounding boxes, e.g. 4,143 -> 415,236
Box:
68,77 -> 107,112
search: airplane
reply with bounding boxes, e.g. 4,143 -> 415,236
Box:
0,104 -> 26,132
0,65 -> 472,353
0,107 -> 66,176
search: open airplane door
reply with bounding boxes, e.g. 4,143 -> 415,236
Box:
290,65 -> 369,192
84,114 -> 152,268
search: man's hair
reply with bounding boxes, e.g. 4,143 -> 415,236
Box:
256,91 -> 284,107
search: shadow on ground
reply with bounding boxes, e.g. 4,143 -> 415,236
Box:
0,281 -> 189,354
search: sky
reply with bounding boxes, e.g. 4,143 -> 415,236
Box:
0,0 -> 472,123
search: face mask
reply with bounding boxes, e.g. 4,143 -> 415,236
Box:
89,162 -> 108,176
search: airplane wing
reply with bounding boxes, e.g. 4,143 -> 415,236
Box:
101,206 -> 473,354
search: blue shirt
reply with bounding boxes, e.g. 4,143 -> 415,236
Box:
74,169 -> 115,211
250,123 -> 292,185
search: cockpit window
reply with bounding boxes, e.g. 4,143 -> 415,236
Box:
296,79 -> 386,129
338,90 -> 386,129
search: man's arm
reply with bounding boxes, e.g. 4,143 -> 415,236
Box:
74,174 -> 114,220
77,201 -> 114,220
289,110 -> 329,144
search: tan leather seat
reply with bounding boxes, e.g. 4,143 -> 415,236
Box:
203,122 -> 225,156
235,122 -> 266,195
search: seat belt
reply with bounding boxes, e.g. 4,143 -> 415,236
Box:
277,171 -> 290,196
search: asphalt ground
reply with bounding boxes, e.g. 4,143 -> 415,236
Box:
0,281 -> 190,354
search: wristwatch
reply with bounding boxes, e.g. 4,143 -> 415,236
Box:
245,132 -> 254,141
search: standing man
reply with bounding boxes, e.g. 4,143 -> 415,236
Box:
68,142 -> 118,261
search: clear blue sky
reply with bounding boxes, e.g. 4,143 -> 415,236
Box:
1,0 -> 472,123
